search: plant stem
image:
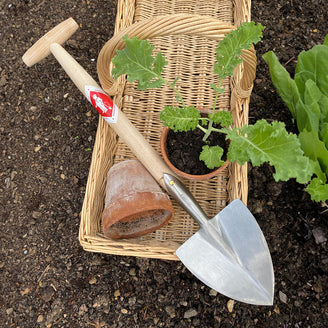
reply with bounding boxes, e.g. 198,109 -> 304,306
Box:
197,124 -> 207,134
212,79 -> 223,114
201,125 -> 224,141
139,66 -> 186,109
202,78 -> 224,142
202,122 -> 213,141
163,79 -> 187,109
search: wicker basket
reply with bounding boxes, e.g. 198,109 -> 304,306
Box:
79,0 -> 256,260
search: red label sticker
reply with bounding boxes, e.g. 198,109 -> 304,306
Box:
85,85 -> 118,123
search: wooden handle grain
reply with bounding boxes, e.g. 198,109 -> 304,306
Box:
49,43 -> 174,189
22,17 -> 79,67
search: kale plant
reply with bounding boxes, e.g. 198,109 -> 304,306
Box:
111,22 -> 314,187
263,34 -> 328,202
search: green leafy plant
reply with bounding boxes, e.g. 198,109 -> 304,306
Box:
112,22 -> 314,187
263,34 -> 328,202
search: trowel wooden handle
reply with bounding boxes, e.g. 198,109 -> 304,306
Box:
43,43 -> 174,188
22,17 -> 79,67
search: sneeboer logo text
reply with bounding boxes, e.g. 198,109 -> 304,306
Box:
85,85 -> 118,123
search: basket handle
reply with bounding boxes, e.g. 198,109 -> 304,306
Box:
97,14 -> 256,98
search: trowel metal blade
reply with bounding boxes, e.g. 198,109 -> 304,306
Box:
175,199 -> 274,305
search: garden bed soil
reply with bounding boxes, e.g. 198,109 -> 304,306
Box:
1,0 -> 327,327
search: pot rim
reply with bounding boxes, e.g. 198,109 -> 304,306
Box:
102,190 -> 174,239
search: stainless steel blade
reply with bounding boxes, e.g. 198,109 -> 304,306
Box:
176,200 -> 274,305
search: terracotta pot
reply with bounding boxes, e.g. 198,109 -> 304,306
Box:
102,159 -> 174,239
160,110 -> 230,180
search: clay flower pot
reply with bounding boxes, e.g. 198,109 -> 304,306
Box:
160,109 -> 229,180
102,159 -> 174,239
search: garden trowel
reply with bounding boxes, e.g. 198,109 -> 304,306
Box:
164,174 -> 274,305
22,17 -> 274,306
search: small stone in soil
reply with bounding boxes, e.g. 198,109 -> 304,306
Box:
312,227 -> 327,244
227,299 -> 234,312
279,291 -> 288,304
88,277 -> 97,284
209,289 -> 218,296
40,286 -> 55,302
6,308 -> 14,315
184,308 -> 198,319
165,306 -> 176,318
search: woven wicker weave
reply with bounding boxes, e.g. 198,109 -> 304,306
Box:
79,0 -> 256,260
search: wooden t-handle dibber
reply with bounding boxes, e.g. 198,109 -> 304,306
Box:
22,18 -> 175,189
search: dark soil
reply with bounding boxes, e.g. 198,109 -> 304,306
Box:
1,0 -> 328,327
166,126 -> 227,175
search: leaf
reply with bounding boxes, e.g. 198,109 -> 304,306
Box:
225,120 -> 314,183
295,100 -> 321,135
295,45 -> 328,98
200,145 -> 225,169
111,36 -> 167,90
262,51 -> 300,119
304,79 -> 322,105
310,159 -> 327,183
306,177 -> 328,202
263,51 -> 321,134
319,94 -> 328,123
320,122 -> 328,148
324,34 -> 328,46
300,79 -> 321,134
299,130 -> 328,176
214,22 -> 265,79
208,111 -> 233,127
294,44 -> 328,132
160,106 -> 200,132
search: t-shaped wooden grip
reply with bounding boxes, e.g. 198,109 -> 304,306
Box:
22,17 -> 79,67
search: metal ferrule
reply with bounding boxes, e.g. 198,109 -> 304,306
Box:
163,173 -> 209,228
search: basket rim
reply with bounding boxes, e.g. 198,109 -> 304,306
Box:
97,13 -> 256,99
